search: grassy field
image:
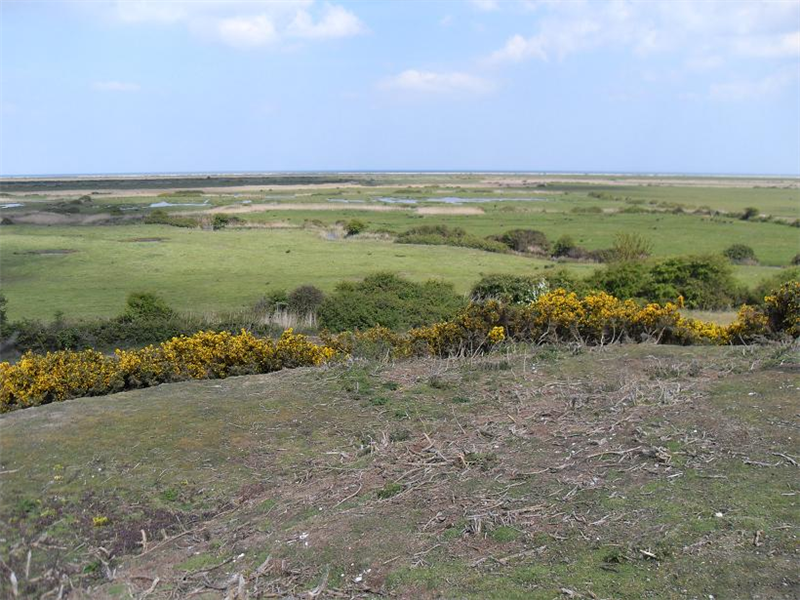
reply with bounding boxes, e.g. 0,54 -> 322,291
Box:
0,223 -> 786,321
1,343 -> 797,598
235,204 -> 798,265
0,175 -> 797,321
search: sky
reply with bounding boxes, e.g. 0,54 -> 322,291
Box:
1,0 -> 799,176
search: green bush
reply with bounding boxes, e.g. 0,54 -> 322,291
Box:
0,294 -> 7,336
608,232 -> 653,262
471,274 -> 547,304
287,285 -> 325,315
212,214 -> 230,230
643,255 -> 743,309
570,205 -> 603,214
489,229 -> 549,253
121,292 -> 175,322
317,272 -> 466,332
471,270 -> 586,304
396,225 -> 508,253
345,219 -> 366,236
144,209 -> 199,228
750,268 -> 800,305
792,254 -> 800,265
544,269 -> 589,294
551,235 -> 576,258
723,244 -> 757,264
588,255 -> 744,308
255,289 -> 289,314
740,207 -> 759,220
588,261 -> 653,301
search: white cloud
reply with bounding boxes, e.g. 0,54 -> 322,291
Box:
103,1 -> 363,49
217,15 -> 277,47
709,68 -> 799,101
289,5 -> 365,39
485,1 -> 800,64
734,31 -> 800,59
685,55 -> 724,71
470,0 -> 499,12
92,81 -> 140,92
380,70 -> 494,94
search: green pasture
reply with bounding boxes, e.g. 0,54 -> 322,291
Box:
0,225 -> 581,321
0,223 -> 787,321
238,205 -> 797,266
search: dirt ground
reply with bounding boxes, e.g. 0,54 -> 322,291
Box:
197,203 -> 485,216
0,343 -> 798,599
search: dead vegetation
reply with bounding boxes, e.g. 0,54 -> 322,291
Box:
0,343 -> 798,599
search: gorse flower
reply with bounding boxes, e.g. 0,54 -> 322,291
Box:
487,326 -> 506,344
0,329 -> 336,412
2,285 -> 792,413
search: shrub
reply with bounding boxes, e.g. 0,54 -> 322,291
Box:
5,287 -> 792,412
396,225 -> 508,253
763,281 -> 800,337
256,289 -> 289,314
6,305 -> 294,358
120,292 -> 174,322
791,254 -> 800,266
471,271 -> 586,304
0,329 -> 335,412
328,290 -> 751,359
608,232 -> 652,262
144,209 -> 199,228
287,285 -> 325,315
0,294 -> 6,336
740,207 -> 759,220
490,229 -> 549,253
723,244 -> 758,264
544,269 -> 589,295
317,272 -> 466,332
588,261 -> 653,301
551,235 -> 576,258
471,274 -> 548,304
345,219 -> 366,236
643,255 -> 743,309
212,214 -> 230,230
749,268 -> 799,306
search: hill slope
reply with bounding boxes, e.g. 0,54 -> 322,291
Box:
1,344 -> 798,599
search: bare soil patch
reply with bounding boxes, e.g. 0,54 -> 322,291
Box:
122,237 -> 167,243
415,206 -> 485,215
199,202 -> 405,215
17,248 -> 77,255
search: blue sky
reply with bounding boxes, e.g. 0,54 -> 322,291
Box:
2,0 -> 799,175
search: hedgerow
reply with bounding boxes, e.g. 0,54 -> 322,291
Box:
0,329 -> 335,412
2,283 -> 797,413
396,225 -> 508,253
326,283 -> 799,358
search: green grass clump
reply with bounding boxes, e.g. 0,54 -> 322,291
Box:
376,482 -> 404,499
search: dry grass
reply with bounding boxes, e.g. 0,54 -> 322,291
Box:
1,343 -> 797,598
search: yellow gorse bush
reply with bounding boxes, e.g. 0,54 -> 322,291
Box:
2,285 -> 792,413
0,329 -> 335,412
327,288 -> 778,358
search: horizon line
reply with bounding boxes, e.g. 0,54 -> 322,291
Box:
3,169 -> 800,180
